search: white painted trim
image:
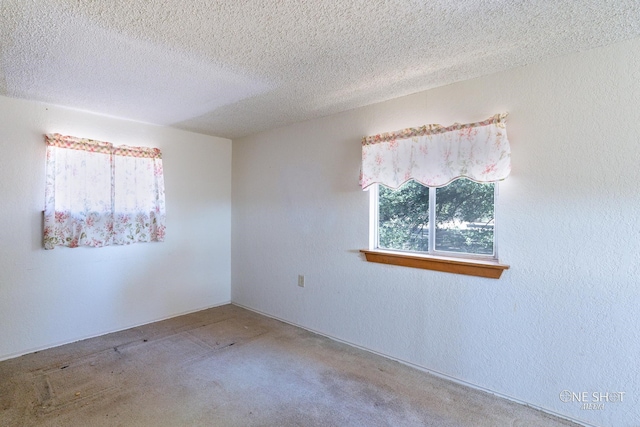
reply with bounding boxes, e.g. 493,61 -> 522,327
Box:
368,184 -> 379,250
372,181 -> 499,262
232,302 -> 596,427
0,301 -> 231,362
428,186 -> 436,251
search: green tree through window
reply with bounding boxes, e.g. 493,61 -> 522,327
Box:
378,179 -> 495,256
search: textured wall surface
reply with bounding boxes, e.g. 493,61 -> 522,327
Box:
0,96 -> 232,361
232,38 -> 640,426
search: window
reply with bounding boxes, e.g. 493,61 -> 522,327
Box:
359,114 -> 510,278
43,134 -> 166,249
375,179 -> 496,258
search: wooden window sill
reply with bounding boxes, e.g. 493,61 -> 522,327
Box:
360,249 -> 509,279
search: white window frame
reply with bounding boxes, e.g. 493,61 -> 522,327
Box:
369,181 -> 500,262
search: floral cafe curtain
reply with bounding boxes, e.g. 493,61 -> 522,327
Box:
360,113 -> 511,190
44,134 -> 166,249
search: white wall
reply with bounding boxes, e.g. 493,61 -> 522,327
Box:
232,38 -> 640,427
0,96 -> 232,361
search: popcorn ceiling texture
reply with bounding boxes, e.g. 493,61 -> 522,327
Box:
2,0 -> 640,138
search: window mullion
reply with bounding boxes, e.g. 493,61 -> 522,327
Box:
428,186 -> 436,254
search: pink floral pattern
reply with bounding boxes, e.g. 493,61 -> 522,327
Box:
43,134 -> 166,249
360,113 -> 511,189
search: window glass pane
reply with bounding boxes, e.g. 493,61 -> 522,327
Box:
378,180 -> 429,252
435,179 -> 494,255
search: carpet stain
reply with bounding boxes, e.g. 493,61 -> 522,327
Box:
0,305 -> 583,427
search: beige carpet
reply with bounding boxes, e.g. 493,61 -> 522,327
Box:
0,304 -> 580,426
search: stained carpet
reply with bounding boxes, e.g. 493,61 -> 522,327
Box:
0,304 -> 581,426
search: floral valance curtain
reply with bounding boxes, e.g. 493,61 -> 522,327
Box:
44,134 -> 166,249
360,113 -> 511,190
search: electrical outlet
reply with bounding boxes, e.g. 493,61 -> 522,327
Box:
298,275 -> 305,287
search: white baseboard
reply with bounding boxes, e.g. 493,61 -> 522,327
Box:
0,300 -> 231,362
231,301 -> 596,427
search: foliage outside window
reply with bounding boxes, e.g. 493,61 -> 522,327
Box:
376,178 -> 496,259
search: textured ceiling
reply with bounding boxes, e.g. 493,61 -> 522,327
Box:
2,1 -> 640,139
